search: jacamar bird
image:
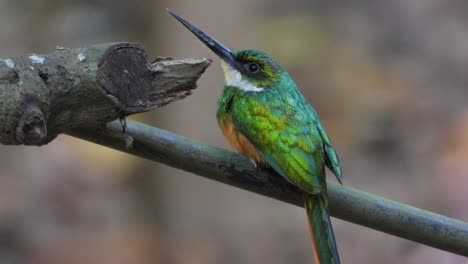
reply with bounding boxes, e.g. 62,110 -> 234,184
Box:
168,9 -> 343,264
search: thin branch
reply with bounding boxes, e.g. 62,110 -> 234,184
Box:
70,120 -> 468,257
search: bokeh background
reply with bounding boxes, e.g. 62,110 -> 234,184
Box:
1,0 -> 468,263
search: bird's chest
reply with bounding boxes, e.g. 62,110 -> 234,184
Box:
217,118 -> 265,164
216,92 -> 267,164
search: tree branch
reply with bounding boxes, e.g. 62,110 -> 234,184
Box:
0,43 -> 211,145
70,120 -> 468,257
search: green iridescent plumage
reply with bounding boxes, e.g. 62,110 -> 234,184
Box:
168,10 -> 342,264
218,50 -> 342,264
218,50 -> 342,193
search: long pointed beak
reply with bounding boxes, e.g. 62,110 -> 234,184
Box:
167,8 -> 240,71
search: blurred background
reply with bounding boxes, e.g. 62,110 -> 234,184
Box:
0,0 -> 467,263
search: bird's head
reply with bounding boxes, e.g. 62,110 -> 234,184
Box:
168,9 -> 287,92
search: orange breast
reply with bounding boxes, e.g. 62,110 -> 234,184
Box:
219,119 -> 266,164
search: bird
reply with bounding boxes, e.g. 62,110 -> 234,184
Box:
168,9 -> 343,264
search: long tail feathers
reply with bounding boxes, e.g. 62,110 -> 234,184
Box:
304,193 -> 340,264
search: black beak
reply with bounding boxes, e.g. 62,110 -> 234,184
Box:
167,8 -> 240,71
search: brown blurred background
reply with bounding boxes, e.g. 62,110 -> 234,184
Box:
1,0 -> 468,263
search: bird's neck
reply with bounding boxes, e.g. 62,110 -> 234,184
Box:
217,85 -> 240,123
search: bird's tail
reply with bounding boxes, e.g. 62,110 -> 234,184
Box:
304,192 -> 340,264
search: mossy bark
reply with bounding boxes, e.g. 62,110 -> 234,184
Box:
0,43 -> 211,145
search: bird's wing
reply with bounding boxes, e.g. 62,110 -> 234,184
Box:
311,111 -> 343,183
231,98 -> 326,194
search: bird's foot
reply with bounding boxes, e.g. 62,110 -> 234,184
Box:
250,159 -> 258,168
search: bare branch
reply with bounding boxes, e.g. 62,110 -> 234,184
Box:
70,120 -> 468,257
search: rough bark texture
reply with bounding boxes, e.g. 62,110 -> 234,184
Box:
0,43 -> 211,145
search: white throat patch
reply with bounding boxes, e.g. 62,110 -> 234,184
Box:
220,61 -> 264,92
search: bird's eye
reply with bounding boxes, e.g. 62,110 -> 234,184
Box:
247,63 -> 260,73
